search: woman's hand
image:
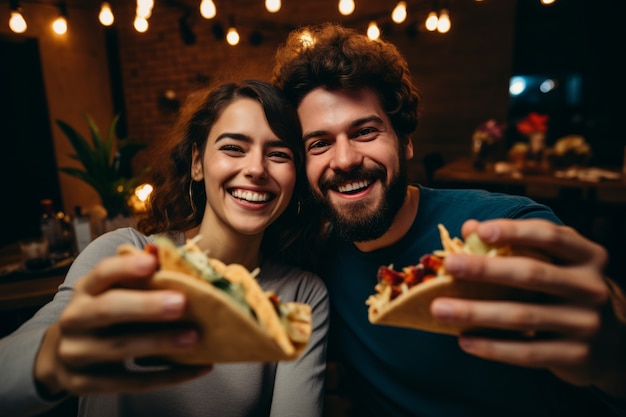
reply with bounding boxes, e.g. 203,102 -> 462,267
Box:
35,252 -> 211,396
430,218 -> 626,398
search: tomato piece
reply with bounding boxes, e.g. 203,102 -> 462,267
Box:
377,265 -> 405,286
145,243 -> 158,256
402,265 -> 426,287
420,254 -> 443,275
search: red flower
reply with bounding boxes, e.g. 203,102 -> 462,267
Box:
516,112 -> 548,134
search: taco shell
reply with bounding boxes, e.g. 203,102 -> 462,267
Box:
368,274 -> 531,335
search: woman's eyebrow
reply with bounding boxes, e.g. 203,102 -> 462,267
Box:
215,132 -> 250,142
216,133 -> 289,148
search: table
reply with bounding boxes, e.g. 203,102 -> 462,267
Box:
432,157 -> 626,262
0,243 -> 69,311
432,157 -> 626,195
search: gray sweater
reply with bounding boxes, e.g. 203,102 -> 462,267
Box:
0,228 -> 329,417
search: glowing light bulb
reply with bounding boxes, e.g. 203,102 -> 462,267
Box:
226,27 -> 240,45
437,9 -> 451,33
134,15 -> 148,32
265,0 -> 281,13
367,21 -> 380,40
541,0 -> 556,4
9,10 -> 27,33
52,16 -> 67,34
200,0 -> 216,19
99,2 -> 114,26
338,0 -> 355,16
391,2 -> 407,24
299,31 -> 315,48
425,11 -> 438,31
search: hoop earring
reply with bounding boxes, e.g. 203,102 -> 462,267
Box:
189,179 -> 197,214
297,200 -> 301,215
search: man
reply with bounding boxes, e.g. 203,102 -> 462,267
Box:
272,23 -> 626,416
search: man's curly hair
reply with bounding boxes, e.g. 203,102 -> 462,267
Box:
272,22 -> 422,142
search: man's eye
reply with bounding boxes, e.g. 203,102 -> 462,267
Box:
357,127 -> 378,137
307,140 -> 329,151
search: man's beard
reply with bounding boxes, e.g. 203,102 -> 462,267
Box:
310,159 -> 408,242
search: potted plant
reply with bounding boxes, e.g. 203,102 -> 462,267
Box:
56,114 -> 149,220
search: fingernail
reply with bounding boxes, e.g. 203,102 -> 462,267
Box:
431,301 -> 454,321
162,293 -> 185,316
479,223 -> 499,243
443,255 -> 463,275
135,253 -> 155,269
174,330 -> 197,347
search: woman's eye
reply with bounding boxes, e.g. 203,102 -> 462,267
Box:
269,150 -> 293,161
219,144 -> 244,153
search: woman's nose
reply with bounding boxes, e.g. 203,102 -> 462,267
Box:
244,152 -> 268,179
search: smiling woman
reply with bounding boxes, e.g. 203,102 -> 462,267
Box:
0,80 -> 329,417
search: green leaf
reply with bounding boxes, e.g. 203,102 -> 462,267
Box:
56,113 -> 150,219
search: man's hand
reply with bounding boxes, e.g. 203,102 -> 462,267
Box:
430,218 -> 626,399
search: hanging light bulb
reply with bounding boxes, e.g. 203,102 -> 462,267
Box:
52,3 -> 68,35
391,2 -> 407,24
200,0 -> 216,19
437,9 -> 451,33
338,0 -> 355,16
226,18 -> 239,46
99,2 -> 114,26
367,21 -> 380,40
425,10 -> 438,31
265,0 -> 281,13
134,15 -> 148,32
8,4 -> 27,34
136,0 -> 153,19
541,0 -> 556,4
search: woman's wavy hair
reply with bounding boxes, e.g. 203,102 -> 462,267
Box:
138,80 -> 305,260
272,22 -> 422,144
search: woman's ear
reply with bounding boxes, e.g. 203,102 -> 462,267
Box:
191,143 -> 204,181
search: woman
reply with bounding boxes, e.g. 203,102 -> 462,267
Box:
0,80 -> 329,417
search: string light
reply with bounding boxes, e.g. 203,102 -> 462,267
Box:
437,8 -> 451,33
367,21 -> 380,40
136,0 -> 153,19
134,15 -> 148,32
8,1 -> 27,34
200,0 -> 216,19
425,10 -> 438,31
338,0 -> 355,16
265,0 -> 281,13
391,2 -> 407,24
98,2 -> 114,26
52,3 -> 67,35
226,17 -> 239,45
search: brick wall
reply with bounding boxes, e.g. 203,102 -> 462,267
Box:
111,0 -> 516,184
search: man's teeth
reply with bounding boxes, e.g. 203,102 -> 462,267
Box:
338,180 -> 370,193
231,189 -> 271,202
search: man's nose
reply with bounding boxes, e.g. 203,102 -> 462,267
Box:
329,137 -> 363,171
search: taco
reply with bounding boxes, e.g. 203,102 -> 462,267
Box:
117,236 -> 311,364
366,224 -> 534,335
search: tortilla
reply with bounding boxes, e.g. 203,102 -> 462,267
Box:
368,274 -> 531,335
366,224 -> 536,336
117,239 -> 311,364
148,269 -> 309,363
